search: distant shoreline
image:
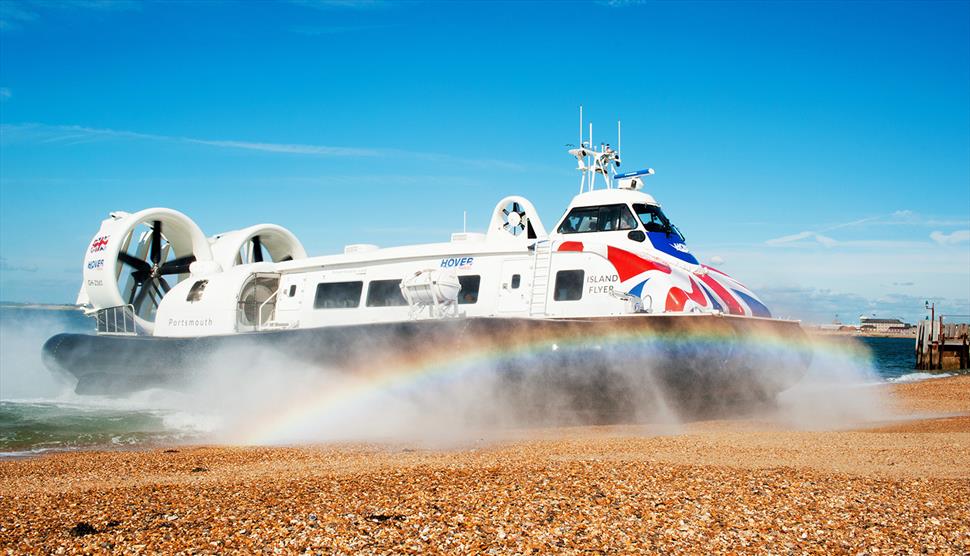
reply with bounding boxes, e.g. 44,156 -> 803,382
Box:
807,329 -> 918,339
0,303 -> 80,312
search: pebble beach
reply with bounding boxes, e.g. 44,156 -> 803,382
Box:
1,376 -> 968,554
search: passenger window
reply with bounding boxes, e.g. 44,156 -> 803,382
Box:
458,275 -> 481,304
366,279 -> 407,307
186,280 -> 208,303
288,285 -> 297,297
313,281 -> 363,309
558,204 -> 637,234
554,270 -> 584,301
511,274 -> 521,289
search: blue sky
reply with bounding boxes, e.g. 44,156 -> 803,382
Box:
1,0 -> 968,323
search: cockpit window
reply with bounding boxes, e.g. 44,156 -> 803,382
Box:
633,204 -> 685,241
557,204 -> 638,234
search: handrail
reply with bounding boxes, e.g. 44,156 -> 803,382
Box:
256,287 -> 280,331
95,304 -> 138,335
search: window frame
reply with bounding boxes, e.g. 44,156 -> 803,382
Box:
458,275 -> 481,305
553,270 -> 585,301
632,203 -> 685,241
186,280 -> 208,303
557,203 -> 639,235
365,279 -> 408,308
313,281 -> 364,309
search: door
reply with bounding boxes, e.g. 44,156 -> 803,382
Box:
497,260 -> 529,314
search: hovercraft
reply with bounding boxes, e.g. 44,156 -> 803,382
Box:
43,116 -> 811,416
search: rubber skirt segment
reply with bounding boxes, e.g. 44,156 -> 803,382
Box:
41,315 -> 813,404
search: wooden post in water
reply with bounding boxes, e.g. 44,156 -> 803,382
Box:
915,316 -> 970,372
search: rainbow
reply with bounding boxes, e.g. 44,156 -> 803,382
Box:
236,319 -> 871,445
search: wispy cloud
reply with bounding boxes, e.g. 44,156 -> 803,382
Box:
290,24 -> 392,36
930,230 -> 970,246
184,138 -> 381,157
596,0 -> 647,7
765,211 -> 969,249
0,122 -> 527,170
55,1 -> 139,9
0,257 -> 38,273
0,87 -> 10,101
766,231 -> 839,247
1,123 -> 382,156
288,0 -> 390,10
0,2 -> 38,31
763,231 -> 924,249
1,0 -> 136,32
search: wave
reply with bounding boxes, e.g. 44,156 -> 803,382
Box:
887,372 -> 954,384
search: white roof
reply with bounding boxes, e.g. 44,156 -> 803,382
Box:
568,188 -> 658,207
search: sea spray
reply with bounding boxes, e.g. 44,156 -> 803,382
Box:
0,307 -> 83,399
771,335 -> 892,429
0,308 -> 212,454
147,320 -> 889,446
3,308 -> 900,452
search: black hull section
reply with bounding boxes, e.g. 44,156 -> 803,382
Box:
43,315 -> 812,417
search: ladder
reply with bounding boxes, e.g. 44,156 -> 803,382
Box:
529,240 -> 553,316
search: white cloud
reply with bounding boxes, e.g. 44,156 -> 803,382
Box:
765,231 -> 838,247
929,230 -> 970,245
0,122 -> 527,170
1,123 -> 381,157
764,210 -> 967,250
0,87 -> 10,100
765,231 -> 813,245
708,255 -> 725,265
184,138 -> 380,157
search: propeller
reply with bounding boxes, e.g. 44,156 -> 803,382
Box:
252,235 -> 263,263
501,201 -> 527,236
117,220 -> 196,315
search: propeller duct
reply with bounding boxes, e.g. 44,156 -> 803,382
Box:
81,208 -> 213,334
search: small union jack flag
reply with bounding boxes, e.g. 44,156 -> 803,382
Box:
90,236 -> 109,253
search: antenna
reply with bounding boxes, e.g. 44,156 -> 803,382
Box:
579,105 -> 583,147
617,120 -> 621,160
589,123 -> 593,191
463,210 -> 467,233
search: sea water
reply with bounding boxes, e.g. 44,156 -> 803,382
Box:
0,306 -> 950,456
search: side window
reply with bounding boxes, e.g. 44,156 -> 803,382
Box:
600,204 -> 637,231
558,207 -> 598,233
314,281 -> 363,309
186,280 -> 208,303
558,204 -> 638,233
458,275 -> 481,304
366,279 -> 407,307
510,274 -> 521,289
288,285 -> 297,297
554,270 -> 584,301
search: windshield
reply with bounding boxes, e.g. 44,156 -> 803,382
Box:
557,204 -> 638,234
633,204 -> 685,241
